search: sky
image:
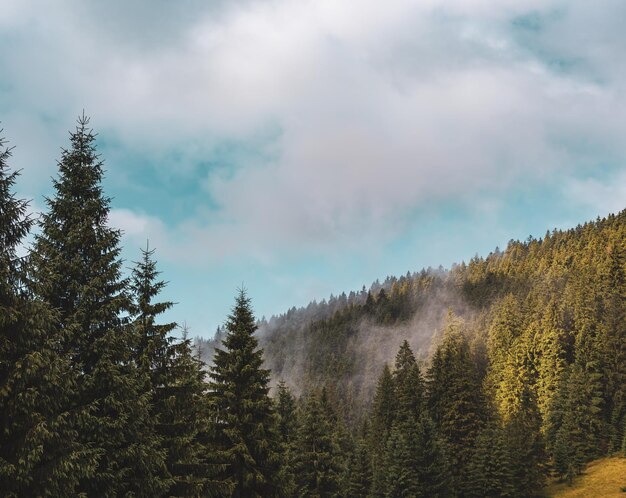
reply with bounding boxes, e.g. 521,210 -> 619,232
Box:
1,0 -> 625,338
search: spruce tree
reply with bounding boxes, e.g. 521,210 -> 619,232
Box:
208,289 -> 281,497
275,381 -> 298,497
30,115 -> 166,497
130,243 -> 177,380
393,340 -> 424,422
292,390 -> 341,497
382,422 -> 421,497
599,235 -> 626,453
413,415 -> 450,498
503,382 -> 545,496
369,364 -> 396,497
465,425 -> 514,498
0,133 -> 95,495
380,341 -> 449,498
344,427 -> 372,498
167,328 -> 222,496
130,247 -> 218,496
427,312 -> 485,496
554,361 -> 604,472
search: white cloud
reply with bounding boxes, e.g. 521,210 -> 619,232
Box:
1,0 -> 625,266
565,172 -> 626,216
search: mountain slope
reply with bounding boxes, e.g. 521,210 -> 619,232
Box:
544,457 -> 626,497
197,209 -> 626,430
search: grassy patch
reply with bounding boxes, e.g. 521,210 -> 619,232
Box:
544,457 -> 626,498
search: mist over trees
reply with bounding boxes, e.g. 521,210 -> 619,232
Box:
0,117 -> 624,496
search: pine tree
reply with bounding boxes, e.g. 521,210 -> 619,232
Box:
130,242 -> 177,382
555,361 -> 604,471
343,426 -> 372,498
427,312 -> 485,495
393,340 -> 424,422
30,115 -> 166,497
292,390 -> 342,497
535,299 -> 569,433
465,425 -> 514,498
130,246 -> 218,496
598,235 -> 626,452
382,422 -> 421,497
208,289 -> 281,497
369,364 -> 396,497
503,382 -> 545,496
275,381 -> 298,497
0,133 -> 96,495
413,415 -> 450,498
166,328 -> 222,496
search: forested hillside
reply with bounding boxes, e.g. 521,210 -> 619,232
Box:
198,209 -> 625,429
198,196 -> 626,495
1,117 -> 624,497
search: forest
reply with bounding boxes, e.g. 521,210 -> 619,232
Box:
1,116 -> 625,497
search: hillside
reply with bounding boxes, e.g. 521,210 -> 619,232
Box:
198,209 -> 626,425
545,457 -> 626,497
191,208 -> 625,495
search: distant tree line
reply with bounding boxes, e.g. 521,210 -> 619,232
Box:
0,116 -> 624,497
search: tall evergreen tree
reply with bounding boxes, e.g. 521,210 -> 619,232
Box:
0,133 -> 95,496
275,381 -> 298,497
208,289 -> 281,497
427,312 -> 485,496
369,364 -> 396,497
130,242 -> 177,380
343,425 -> 372,498
130,246 -> 218,496
598,234 -> 626,452
393,340 -> 424,422
466,425 -> 514,498
30,115 -> 166,497
503,381 -> 545,496
167,328 -> 222,496
292,390 -> 342,498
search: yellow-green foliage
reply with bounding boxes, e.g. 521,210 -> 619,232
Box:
544,457 -> 626,497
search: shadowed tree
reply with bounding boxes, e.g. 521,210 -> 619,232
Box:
208,289 -> 281,497
0,132 -> 96,495
30,115 -> 166,497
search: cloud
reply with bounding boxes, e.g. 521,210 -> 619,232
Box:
1,0 -> 625,268
565,171 -> 626,216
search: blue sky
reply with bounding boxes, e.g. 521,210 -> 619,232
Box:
1,0 -> 625,338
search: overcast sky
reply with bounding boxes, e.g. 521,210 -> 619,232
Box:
1,0 -> 625,337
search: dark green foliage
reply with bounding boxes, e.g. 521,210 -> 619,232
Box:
427,312 -> 485,495
165,330 -> 221,497
130,243 -> 177,378
208,289 -> 281,497
393,340 -> 424,422
344,431 -> 372,497
382,422 -> 422,497
549,359 -> 605,483
30,116 -> 166,496
381,415 -> 449,498
130,246 -> 217,496
292,390 -> 342,497
466,425 -> 514,497
599,237 -> 626,453
0,133 -> 95,496
503,383 -> 545,496
275,381 -> 298,496
369,364 -> 396,497
375,341 -> 449,498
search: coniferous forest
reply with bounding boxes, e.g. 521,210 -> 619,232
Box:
1,116 -> 625,497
